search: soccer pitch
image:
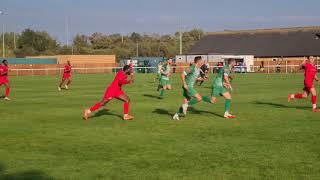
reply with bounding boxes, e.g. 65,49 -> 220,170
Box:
0,73 -> 319,179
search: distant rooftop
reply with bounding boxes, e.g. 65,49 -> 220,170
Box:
189,26 -> 320,57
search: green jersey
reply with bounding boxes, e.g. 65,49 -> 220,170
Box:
213,65 -> 231,87
185,64 -> 200,87
161,64 -> 171,80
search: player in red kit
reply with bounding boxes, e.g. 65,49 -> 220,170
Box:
0,60 -> 10,101
83,65 -> 134,121
288,56 -> 320,112
58,61 -> 72,91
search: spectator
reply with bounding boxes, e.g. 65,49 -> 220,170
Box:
259,61 -> 265,72
172,63 -> 177,73
276,62 -> 281,73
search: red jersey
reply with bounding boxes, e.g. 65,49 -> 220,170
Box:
107,71 -> 131,90
64,65 -> 72,74
304,63 -> 317,85
0,65 -> 9,77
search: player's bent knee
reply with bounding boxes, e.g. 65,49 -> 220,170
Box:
211,98 -> 217,103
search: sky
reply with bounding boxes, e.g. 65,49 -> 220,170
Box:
1,0 -> 320,44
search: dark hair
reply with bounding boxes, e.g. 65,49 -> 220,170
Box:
194,56 -> 202,63
2,59 -> 7,63
123,65 -> 130,71
228,59 -> 236,64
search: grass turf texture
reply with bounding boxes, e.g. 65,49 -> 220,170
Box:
0,73 -> 320,180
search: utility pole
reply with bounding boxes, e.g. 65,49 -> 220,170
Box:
136,42 -> 139,57
0,10 -> 5,58
2,24 -> 4,58
13,31 -> 16,50
179,18 -> 182,55
65,16 -> 69,46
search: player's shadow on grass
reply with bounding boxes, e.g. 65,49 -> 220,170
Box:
188,107 -> 224,118
91,109 -> 123,120
143,94 -> 160,99
0,162 -> 54,180
252,101 -> 309,110
152,107 -> 224,118
152,108 -> 172,117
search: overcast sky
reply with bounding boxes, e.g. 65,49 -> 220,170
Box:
1,0 -> 320,43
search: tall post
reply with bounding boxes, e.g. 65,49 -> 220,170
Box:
136,42 -> 139,57
65,16 -> 69,47
13,31 -> 16,50
2,24 -> 4,58
179,18 -> 182,55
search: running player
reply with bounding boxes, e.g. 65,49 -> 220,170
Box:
0,60 -> 10,101
155,61 -> 163,83
288,56 -> 320,112
83,65 -> 134,121
196,63 -> 209,86
210,59 -> 237,119
58,61 -> 72,91
173,56 -> 213,120
128,60 -> 134,79
159,59 -> 173,99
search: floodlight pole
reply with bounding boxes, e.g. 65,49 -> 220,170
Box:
13,31 -> 16,50
2,24 -> 4,58
0,11 -> 5,58
136,42 -> 139,57
179,18 -> 182,55
65,16 -> 69,47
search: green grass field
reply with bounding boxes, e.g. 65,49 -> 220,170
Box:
0,73 -> 320,180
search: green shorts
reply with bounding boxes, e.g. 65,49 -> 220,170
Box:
183,86 -> 198,100
211,86 -> 228,97
160,78 -> 171,86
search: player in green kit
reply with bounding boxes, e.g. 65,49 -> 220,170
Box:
159,59 -> 173,99
173,56 -> 213,120
210,59 -> 236,119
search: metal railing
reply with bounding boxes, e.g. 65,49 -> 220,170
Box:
7,65 -> 320,76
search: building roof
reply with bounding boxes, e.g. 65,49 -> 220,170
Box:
189,26 -> 320,57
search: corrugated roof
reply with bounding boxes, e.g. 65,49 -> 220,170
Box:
189,26 -> 320,57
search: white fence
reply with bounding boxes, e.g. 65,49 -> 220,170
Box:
7,65 -> 320,76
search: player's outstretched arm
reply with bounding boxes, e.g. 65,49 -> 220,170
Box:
300,59 -> 307,69
315,75 -> 319,83
180,71 -> 188,90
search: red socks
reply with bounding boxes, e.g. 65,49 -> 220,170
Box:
312,95 -> 317,104
124,102 -> 129,114
89,102 -> 103,112
5,88 -> 10,97
294,94 -> 304,99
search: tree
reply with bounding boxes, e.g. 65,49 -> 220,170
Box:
130,32 -> 142,42
16,29 -> 58,56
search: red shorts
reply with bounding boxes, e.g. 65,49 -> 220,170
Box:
63,73 -> 71,79
0,77 -> 9,85
103,88 -> 124,101
303,83 -> 313,93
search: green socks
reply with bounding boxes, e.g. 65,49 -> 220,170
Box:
160,89 -> 165,98
188,98 -> 200,106
225,99 -> 231,113
202,96 -> 212,103
188,96 -> 212,106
